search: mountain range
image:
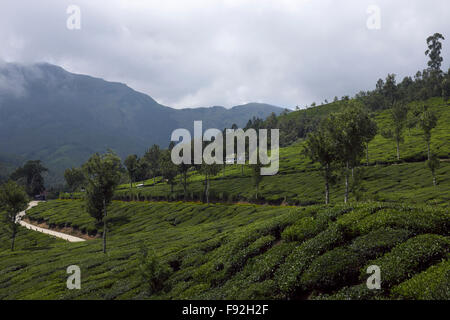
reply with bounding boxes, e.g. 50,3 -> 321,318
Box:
0,63 -> 285,184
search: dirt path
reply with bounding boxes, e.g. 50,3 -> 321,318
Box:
17,201 -> 86,243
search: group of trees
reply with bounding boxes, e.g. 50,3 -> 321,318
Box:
0,160 -> 48,251
245,33 -> 448,148
305,96 -> 441,204
304,102 -> 377,204
10,160 -> 48,196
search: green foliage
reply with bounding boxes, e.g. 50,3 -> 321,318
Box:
0,181 -> 29,251
349,228 -> 412,260
10,160 -> 48,196
83,151 -> 122,253
64,167 -> 85,193
274,223 -> 346,297
391,259 -> 450,300
124,154 -> 139,188
362,234 -> 450,288
1,200 -> 449,299
381,102 -> 409,160
425,33 -> 445,72
300,247 -> 362,292
281,216 -> 328,242
314,283 -> 385,300
138,244 -> 172,296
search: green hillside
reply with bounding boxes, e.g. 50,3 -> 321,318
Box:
0,200 -> 448,299
80,97 -> 450,207
0,63 -> 284,185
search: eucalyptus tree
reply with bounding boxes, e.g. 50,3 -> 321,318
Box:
144,144 -> 161,185
409,105 -> 438,160
124,154 -> 139,189
332,103 -> 377,203
304,117 -> 337,205
425,33 -> 445,72
83,151 -> 122,254
64,167 -> 86,197
0,181 -> 29,251
425,33 -> 445,97
381,101 -> 409,160
160,150 -> 178,195
10,160 -> 48,196
427,153 -> 440,186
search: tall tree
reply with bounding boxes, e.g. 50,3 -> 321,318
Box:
124,154 -> 139,189
178,163 -> 191,201
83,151 -> 122,254
442,69 -> 450,102
64,167 -> 86,197
144,145 -> 161,185
381,102 -> 409,160
160,150 -> 178,195
250,150 -> 264,200
332,103 -> 377,203
0,181 -> 29,251
382,74 -> 399,107
198,163 -> 220,204
425,33 -> 445,72
361,112 -> 378,166
304,117 -> 337,204
10,160 -> 48,196
409,105 -> 438,160
426,153 -> 440,186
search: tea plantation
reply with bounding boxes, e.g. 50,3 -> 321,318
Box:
1,98 -> 449,300
0,200 -> 448,299
95,98 -> 450,206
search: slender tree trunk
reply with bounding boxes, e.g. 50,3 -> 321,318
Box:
204,174 -> 210,204
432,171 -> 436,186
325,164 -> 330,205
344,162 -> 349,203
223,165 -> 225,178
241,165 -> 244,176
103,199 -> 107,254
11,226 -> 16,251
396,139 -> 400,160
366,143 -> 369,166
427,141 -> 431,161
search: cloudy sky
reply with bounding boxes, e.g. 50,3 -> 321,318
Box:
0,0 -> 449,109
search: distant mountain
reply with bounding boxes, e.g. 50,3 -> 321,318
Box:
0,63 -> 285,184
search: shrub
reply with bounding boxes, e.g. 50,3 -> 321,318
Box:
138,245 -> 172,296
314,283 -> 386,300
281,216 -> 329,242
353,208 -> 450,236
361,234 -> 450,288
349,228 -> 412,260
300,247 -> 362,292
391,259 -> 450,300
274,223 -> 346,297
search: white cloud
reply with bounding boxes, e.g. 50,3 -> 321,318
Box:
0,0 -> 448,109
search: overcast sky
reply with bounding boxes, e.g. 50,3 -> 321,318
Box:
0,0 -> 449,109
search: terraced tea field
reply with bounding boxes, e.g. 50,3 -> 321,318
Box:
0,200 -> 448,299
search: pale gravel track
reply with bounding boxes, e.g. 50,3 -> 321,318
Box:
17,201 -> 86,243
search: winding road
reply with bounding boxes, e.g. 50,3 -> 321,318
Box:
17,201 -> 85,243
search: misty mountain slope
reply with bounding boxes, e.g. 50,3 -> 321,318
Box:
0,63 -> 284,184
